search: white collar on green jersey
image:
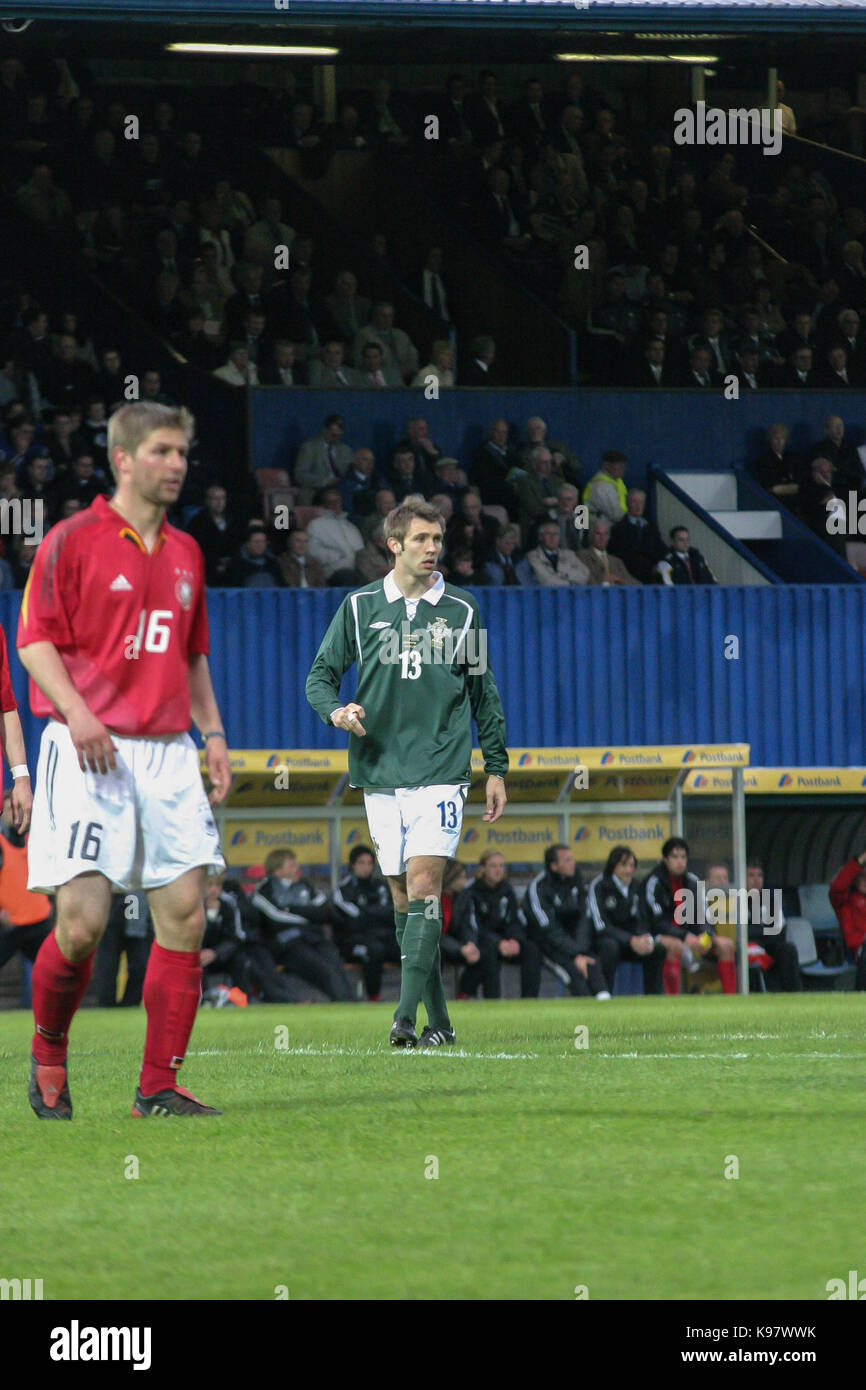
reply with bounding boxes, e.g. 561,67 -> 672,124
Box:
383,570 -> 445,605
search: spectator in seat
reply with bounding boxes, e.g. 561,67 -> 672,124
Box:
388,446 -> 429,504
553,484 -> 585,553
516,445 -> 564,547
482,523 -> 533,586
582,448 -> 628,529
339,446 -> 379,519
187,484 -> 240,586
679,343 -> 722,388
18,452 -> 55,518
201,872 -> 301,1003
224,261 -> 266,336
431,456 -> 467,510
582,518 -> 640,586
354,301 -> 419,383
393,422 -> 441,489
43,332 -> 99,408
586,848 -> 665,994
446,490 -> 498,570
411,245 -> 452,325
140,368 -> 176,406
629,336 -> 673,387
412,340 -> 455,389
447,549 -> 481,586
50,450 -> 107,512
798,457 -> 848,557
213,341 -> 259,386
474,418 -> 519,516
307,485 -> 364,585
688,308 -> 734,377
829,849 -> 866,989
642,837 -> 736,995
835,308 -> 865,376
730,346 -> 767,391
777,344 -> 815,388
361,487 -> 396,541
278,528 -> 327,589
707,860 -> 800,993
308,340 -> 354,387
331,844 -> 401,1000
355,520 -> 392,584
657,526 -> 716,585
753,423 -> 804,503
460,334 -> 497,386
807,415 -> 863,497
817,343 -> 862,388
528,520 -> 590,586
323,270 -> 371,345
523,843 -> 610,999
518,415 -> 580,484
252,850 -> 354,1002
608,489 -> 665,583
258,340 -> 297,387
356,342 -> 402,388
226,520 -> 284,588
452,850 -> 541,999
294,414 -> 353,505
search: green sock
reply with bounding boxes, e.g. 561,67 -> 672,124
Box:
393,910 -> 408,1023
396,899 -> 441,1026
421,901 -> 451,1031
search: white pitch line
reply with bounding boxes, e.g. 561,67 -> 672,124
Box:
190,1045 -> 540,1061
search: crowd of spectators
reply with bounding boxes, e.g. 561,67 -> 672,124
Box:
194,838 -> 805,1006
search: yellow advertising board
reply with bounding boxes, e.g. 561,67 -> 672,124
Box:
456,815 -> 561,861
684,768 -> 866,795
569,814 -> 669,862
222,818 -> 330,866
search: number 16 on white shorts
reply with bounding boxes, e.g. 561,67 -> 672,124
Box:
362,784 -> 469,876
27,719 -> 225,894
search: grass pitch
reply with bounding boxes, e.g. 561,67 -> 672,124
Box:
1,995 -> 863,1301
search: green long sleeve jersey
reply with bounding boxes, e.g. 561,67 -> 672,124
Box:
305,570 -> 509,790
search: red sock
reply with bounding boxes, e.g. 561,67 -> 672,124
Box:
31,930 -> 95,1065
717,959 -> 738,994
662,958 -> 681,995
139,943 -> 202,1097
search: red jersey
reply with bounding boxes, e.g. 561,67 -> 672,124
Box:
0,625 -> 18,713
17,494 -> 209,736
829,858 -> 866,956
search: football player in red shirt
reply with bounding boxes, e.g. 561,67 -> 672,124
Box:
18,401 -> 232,1118
0,622 -> 34,835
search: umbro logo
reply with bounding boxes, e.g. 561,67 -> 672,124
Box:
109,574 -> 133,592
368,621 -> 390,629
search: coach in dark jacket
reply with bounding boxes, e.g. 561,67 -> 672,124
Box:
522,843 -> 610,998
585,848 -> 665,993
330,843 -> 401,999
452,850 -> 541,998
251,849 -> 354,1001
201,875 -> 301,1002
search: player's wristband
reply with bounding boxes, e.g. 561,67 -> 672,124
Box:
10,765 -> 29,780
203,731 -> 226,743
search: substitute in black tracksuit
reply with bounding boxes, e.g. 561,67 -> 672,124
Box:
452,850 -> 541,998
522,843 -> 609,998
331,844 -> 402,999
251,849 -> 354,1002
642,837 -> 737,993
202,875 -> 302,1003
585,848 -> 665,994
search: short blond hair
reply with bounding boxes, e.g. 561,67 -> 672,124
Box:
107,401 -> 194,482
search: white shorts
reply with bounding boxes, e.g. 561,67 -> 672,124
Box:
363,784 -> 469,877
28,720 -> 225,895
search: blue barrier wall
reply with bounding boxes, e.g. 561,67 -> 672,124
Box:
6,584 -> 866,778
250,386 -> 866,486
